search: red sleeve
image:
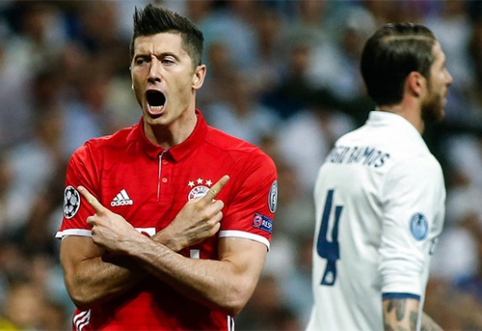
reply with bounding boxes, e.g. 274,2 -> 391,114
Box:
56,143 -> 100,238
219,150 -> 278,249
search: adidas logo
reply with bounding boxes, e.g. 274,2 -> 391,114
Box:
111,189 -> 133,207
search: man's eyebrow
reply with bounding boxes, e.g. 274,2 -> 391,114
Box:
134,51 -> 181,61
157,52 -> 181,61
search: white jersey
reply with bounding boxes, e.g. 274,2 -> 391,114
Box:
306,111 -> 445,331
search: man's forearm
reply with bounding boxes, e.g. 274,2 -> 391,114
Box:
126,235 -> 267,317
62,249 -> 143,310
62,229 -> 185,310
383,297 -> 420,331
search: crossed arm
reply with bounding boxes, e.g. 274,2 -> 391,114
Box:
60,175 -> 267,316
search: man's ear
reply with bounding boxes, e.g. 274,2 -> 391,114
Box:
129,66 -> 134,90
407,71 -> 427,97
192,64 -> 207,90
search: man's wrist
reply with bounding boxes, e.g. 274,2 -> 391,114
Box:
153,228 -> 184,252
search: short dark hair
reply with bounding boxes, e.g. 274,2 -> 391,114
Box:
129,4 -> 204,67
360,22 -> 436,106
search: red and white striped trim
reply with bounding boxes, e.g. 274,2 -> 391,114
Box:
73,310 -> 91,331
227,315 -> 235,331
219,230 -> 270,251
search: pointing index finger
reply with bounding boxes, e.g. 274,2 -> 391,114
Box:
201,175 -> 230,204
78,186 -> 107,214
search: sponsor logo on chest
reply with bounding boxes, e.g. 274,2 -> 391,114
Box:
111,189 -> 133,207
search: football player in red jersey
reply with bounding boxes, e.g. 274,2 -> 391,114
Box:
56,4 -> 277,331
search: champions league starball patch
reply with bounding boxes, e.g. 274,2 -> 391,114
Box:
64,185 -> 80,219
410,213 -> 429,241
268,180 -> 278,213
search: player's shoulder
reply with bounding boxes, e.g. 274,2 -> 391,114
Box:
331,124 -> 441,172
386,135 -> 440,167
384,141 -> 443,186
72,124 -> 136,159
335,127 -> 363,144
205,126 -> 274,164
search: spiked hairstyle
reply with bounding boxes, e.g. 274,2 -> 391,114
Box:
129,4 -> 204,68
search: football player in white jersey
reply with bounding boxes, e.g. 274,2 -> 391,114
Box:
306,23 -> 452,331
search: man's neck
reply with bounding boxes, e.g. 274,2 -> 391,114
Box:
144,111 -> 198,149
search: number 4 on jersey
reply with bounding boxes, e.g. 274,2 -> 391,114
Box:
316,189 -> 343,286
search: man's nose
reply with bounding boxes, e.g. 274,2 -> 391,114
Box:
446,70 -> 453,86
148,58 -> 162,83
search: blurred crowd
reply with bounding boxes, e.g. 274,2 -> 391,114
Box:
1,0 -> 482,330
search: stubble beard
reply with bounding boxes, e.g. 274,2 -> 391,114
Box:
421,88 -> 445,124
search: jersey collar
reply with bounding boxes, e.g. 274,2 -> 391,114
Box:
367,110 -> 429,151
368,111 -> 422,138
130,109 -> 208,161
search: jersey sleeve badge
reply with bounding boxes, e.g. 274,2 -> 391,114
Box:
268,180 -> 278,213
410,212 -> 429,240
252,213 -> 273,234
64,186 -> 81,219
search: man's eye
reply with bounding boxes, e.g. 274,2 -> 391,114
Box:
136,58 -> 148,65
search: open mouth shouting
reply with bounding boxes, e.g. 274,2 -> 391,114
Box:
146,90 -> 166,117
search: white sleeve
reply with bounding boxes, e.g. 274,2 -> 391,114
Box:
378,155 -> 445,297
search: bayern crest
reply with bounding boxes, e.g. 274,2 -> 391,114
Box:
187,178 -> 213,201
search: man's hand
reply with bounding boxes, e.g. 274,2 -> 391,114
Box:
78,174 -> 230,254
78,186 -> 143,253
157,175 -> 230,251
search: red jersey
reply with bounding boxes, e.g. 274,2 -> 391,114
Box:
56,110 -> 278,331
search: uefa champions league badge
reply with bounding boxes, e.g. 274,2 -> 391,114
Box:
410,212 -> 429,240
187,178 -> 213,201
64,185 -> 81,219
268,180 -> 278,213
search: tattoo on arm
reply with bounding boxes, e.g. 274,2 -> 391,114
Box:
410,312 -> 419,330
386,298 -> 407,322
384,298 -> 419,331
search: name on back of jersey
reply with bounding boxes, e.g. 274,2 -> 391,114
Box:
326,145 -> 390,168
